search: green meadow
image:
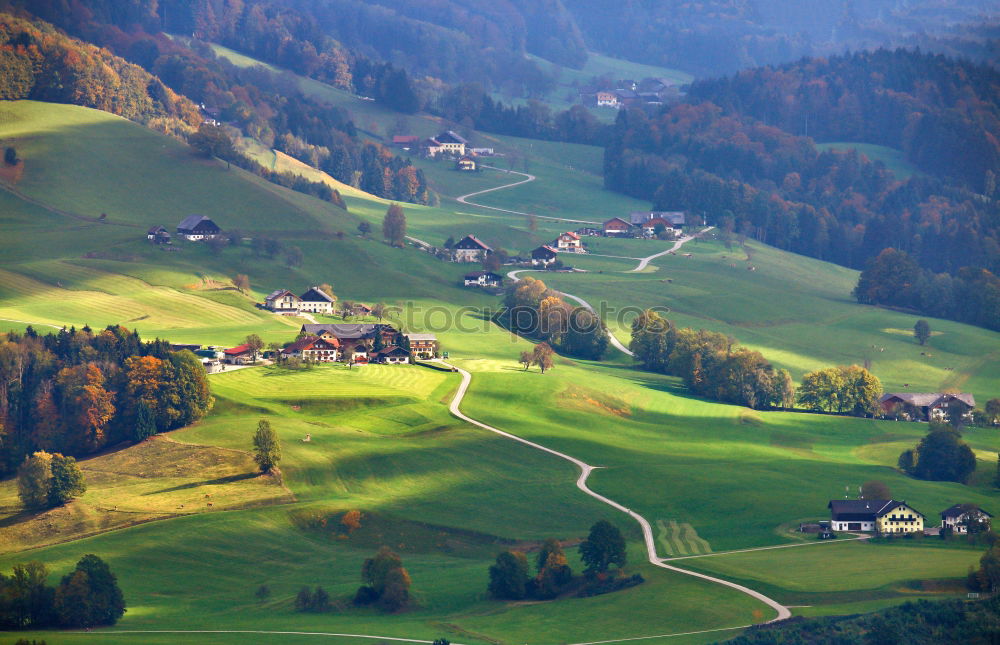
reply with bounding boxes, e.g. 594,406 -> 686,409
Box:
0,97 -> 997,644
815,142 -> 922,180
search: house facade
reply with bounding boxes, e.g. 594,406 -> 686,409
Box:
372,346 -> 410,364
457,155 -> 478,171
224,343 -> 255,365
879,392 -> 976,421
630,211 -> 686,227
265,289 -> 301,312
426,130 -> 467,156
298,287 -> 335,314
555,231 -> 583,252
282,336 -> 340,362
603,217 -> 632,237
177,215 -> 221,241
453,235 -> 493,263
464,271 -> 502,288
531,245 -> 558,267
596,91 -> 618,107
828,499 -> 925,534
940,505 -> 992,534
405,333 -> 438,359
147,226 -> 171,244
642,217 -> 679,238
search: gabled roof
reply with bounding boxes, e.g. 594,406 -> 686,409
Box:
300,323 -> 395,340
559,231 -> 580,240
941,504 -> 993,519
465,271 -> 501,280
880,392 -> 975,408
532,245 -> 558,258
283,336 -> 340,353
177,215 -> 218,231
300,287 -> 335,303
630,211 -> 686,225
454,235 -> 492,251
148,225 -> 167,234
604,217 -> 632,228
828,499 -> 888,521
266,289 -> 296,301
373,345 -> 409,356
643,217 -> 672,229
874,500 -> 926,519
224,343 -> 252,355
405,333 -> 437,341
436,130 -> 468,145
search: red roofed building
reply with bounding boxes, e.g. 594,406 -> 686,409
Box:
282,336 -> 341,362
224,343 -> 256,365
392,135 -> 419,148
555,231 -> 583,252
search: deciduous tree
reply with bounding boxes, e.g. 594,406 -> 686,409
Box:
382,203 -> 406,246
861,481 -> 891,500
533,342 -> 555,373
579,520 -> 626,574
914,319 -> 931,345
252,419 -> 281,473
488,550 -> 528,600
17,452 -> 53,510
245,334 -> 264,363
48,454 -> 85,507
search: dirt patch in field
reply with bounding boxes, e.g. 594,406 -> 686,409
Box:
0,160 -> 24,184
557,384 -> 630,417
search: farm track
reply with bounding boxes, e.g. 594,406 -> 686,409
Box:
456,166 -> 595,224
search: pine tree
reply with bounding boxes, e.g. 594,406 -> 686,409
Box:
133,400 -> 156,443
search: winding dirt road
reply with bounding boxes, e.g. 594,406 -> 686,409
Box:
456,166 -> 595,224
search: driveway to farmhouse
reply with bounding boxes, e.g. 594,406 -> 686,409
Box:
455,165 -> 596,224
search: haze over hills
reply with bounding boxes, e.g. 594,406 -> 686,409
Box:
0,1 -> 998,644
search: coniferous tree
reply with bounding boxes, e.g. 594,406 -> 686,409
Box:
132,400 -> 156,443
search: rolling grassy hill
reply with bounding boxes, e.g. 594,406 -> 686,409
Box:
0,96 -> 997,644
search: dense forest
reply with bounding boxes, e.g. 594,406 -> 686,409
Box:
563,0 -> 1000,76
0,2 -> 434,204
0,326 -> 213,478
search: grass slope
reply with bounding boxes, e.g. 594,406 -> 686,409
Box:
815,142 -> 921,180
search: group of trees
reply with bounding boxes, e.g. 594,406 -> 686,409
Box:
898,423 -> 978,484
796,365 -> 883,417
354,546 -> 411,612
629,310 -> 794,410
489,520 -> 630,602
501,277 -> 609,361
16,451 -> 86,510
0,556 -> 125,629
0,326 -> 213,477
854,248 -> 1000,332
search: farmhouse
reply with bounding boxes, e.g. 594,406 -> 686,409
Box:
177,215 -> 221,241
940,505 -> 992,534
464,271 -> 502,288
147,226 -> 171,244
603,217 -> 632,237
879,392 -> 975,421
630,211 -> 686,227
223,343 -> 256,365
301,323 -> 398,349
282,336 -> 340,362
453,235 -> 493,263
828,499 -> 925,534
555,231 -> 583,252
372,346 -> 410,364
456,155 -> 478,171
392,135 -> 419,148
424,130 -> 467,157
531,245 -> 559,267
642,217 -> 679,238
595,91 -> 618,107
297,287 -> 335,314
405,333 -> 438,359
265,289 -> 300,312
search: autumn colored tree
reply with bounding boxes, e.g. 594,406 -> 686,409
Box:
382,203 -> 407,246
317,284 -> 336,299
861,481 -> 891,501
253,419 -> 281,473
357,546 -> 411,611
231,274 -> 250,294
519,350 -> 533,371
341,509 -> 362,532
57,364 -> 115,452
532,342 -> 555,373
245,334 -> 264,363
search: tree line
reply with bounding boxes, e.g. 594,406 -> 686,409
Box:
500,277 -> 609,361
0,326 -> 213,477
0,556 -> 125,630
629,310 -> 795,410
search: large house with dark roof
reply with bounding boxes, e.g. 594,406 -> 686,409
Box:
464,271 -> 502,288
453,235 -> 493,263
299,323 -> 400,363
630,211 -> 686,227
265,287 -> 335,315
177,215 -> 221,241
423,130 -> 468,157
940,504 -> 992,534
828,499 -> 925,534
531,245 -> 559,267
879,392 -> 975,421
603,217 -> 632,237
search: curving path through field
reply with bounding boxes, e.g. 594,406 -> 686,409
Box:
440,361 -> 792,626
455,166 -> 595,224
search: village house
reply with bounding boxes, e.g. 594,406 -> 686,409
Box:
223,343 -> 256,365
630,211 -> 686,228
456,155 -> 478,172
350,303 -> 373,317
470,147 -> 495,156
282,336 -> 340,362
392,135 -> 419,149
531,245 -> 559,267
421,138 -> 445,157
828,499 -> 925,534
555,231 -> 583,252
372,346 -> 410,364
642,217 -> 680,238
424,130 -> 467,157
147,226 -> 171,244
464,271 -> 503,288
405,333 -> 438,359
576,226 -> 602,237
940,505 -> 992,534
879,392 -> 976,421
299,323 -> 399,363
452,235 -> 493,263
177,215 -> 221,241
265,289 -> 300,312
595,91 -> 618,108
603,217 -> 633,237
297,287 -> 335,315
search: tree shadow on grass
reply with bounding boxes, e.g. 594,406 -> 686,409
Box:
144,472 -> 258,495
0,508 -> 48,529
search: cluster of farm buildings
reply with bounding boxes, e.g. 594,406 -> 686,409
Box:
824,500 -> 992,537
146,215 -> 222,244
392,130 -> 492,172
580,77 -> 684,110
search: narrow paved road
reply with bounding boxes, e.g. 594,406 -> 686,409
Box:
441,362 -> 792,625
630,227 -> 714,272
455,166 -> 596,224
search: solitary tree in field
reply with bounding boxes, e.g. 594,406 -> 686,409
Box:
253,419 -> 281,473
189,124 -> 234,161
533,343 -> 555,373
519,350 -> 533,371
231,274 -> 250,294
284,246 -> 304,268
245,334 -> 264,363
579,520 -> 627,574
383,204 -> 407,246
914,319 -> 931,345
48,454 -> 85,507
861,480 -> 891,500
